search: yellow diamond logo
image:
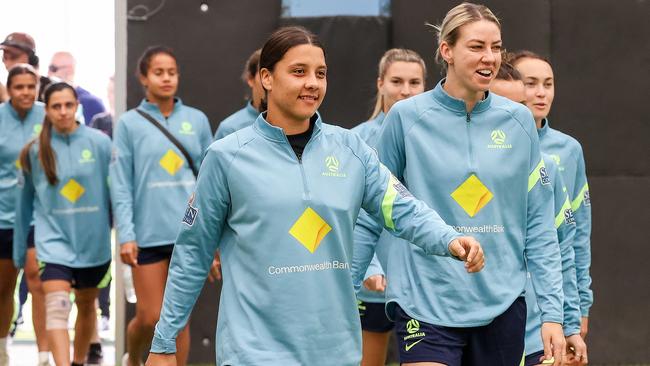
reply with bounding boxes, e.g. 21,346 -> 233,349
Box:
60,179 -> 85,203
289,207 -> 332,253
450,174 -> 493,217
159,149 -> 184,176
15,159 -> 21,169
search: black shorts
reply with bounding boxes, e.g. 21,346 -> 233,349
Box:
394,297 -> 526,366
40,260 -> 111,289
525,350 -> 553,366
137,244 -> 174,265
358,300 -> 394,333
0,227 -> 35,260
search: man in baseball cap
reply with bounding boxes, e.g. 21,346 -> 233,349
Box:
1,32 -> 51,101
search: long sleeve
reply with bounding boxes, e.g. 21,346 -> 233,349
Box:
352,137 -> 460,288
151,147 -> 232,353
525,144 -> 564,324
351,209 -> 383,292
109,119 -> 136,244
198,113 -> 213,165
550,163 -> 581,336
12,166 -> 35,268
571,149 -> 593,317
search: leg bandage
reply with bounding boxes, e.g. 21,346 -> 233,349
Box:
45,291 -> 72,330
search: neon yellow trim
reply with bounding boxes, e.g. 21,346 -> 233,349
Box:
97,263 -> 112,289
519,353 -> 525,366
571,183 -> 589,211
528,159 -> 545,192
555,196 -> 572,228
381,175 -> 398,230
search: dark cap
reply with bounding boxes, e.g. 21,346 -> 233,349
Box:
0,32 -> 36,54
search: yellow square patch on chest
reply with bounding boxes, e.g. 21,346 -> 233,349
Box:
60,179 -> 85,203
289,207 -> 332,253
159,149 -> 185,176
450,174 -> 493,217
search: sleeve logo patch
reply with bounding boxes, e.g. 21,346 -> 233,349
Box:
564,208 -> 576,225
583,190 -> 591,206
392,178 -> 413,198
539,166 -> 551,185
182,203 -> 198,226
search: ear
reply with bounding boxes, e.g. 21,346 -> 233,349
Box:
376,77 -> 384,92
246,76 -> 255,89
138,74 -> 148,89
260,68 -> 272,93
440,41 -> 454,65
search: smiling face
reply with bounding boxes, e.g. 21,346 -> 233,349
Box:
46,88 -> 78,133
260,43 -> 327,130
440,19 -> 502,102
379,61 -> 425,113
8,73 -> 37,113
514,57 -> 555,124
139,53 -> 179,102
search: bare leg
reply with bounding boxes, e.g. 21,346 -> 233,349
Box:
72,288 -> 99,364
0,259 -> 18,338
125,259 -> 169,366
361,330 -> 391,366
25,248 -> 48,352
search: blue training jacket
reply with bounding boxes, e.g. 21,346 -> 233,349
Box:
353,80 -> 564,327
151,114 -> 462,366
525,154 -> 581,355
13,123 -> 112,268
0,101 -> 44,228
110,98 -> 212,248
213,101 -> 258,141
538,118 -> 593,317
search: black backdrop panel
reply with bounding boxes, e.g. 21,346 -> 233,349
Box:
551,0 -> 650,176
391,0 -> 552,87
588,177 -> 650,363
280,16 -> 391,127
127,0 -> 282,132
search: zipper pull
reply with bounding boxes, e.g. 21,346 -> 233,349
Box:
466,113 -> 471,123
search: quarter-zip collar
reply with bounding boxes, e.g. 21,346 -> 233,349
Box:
7,99 -> 40,122
538,118 -> 550,138
253,112 -> 323,143
52,121 -> 84,142
138,98 -> 183,119
432,79 -> 492,115
245,101 -> 258,115
374,111 -> 386,127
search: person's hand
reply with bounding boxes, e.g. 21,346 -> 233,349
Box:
448,236 -> 484,273
145,353 -> 176,366
540,322 -> 566,366
208,251 -> 222,282
120,241 -> 138,267
363,274 -> 386,292
565,334 -> 588,366
580,316 -> 589,340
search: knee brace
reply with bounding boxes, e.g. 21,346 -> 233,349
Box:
45,291 -> 72,330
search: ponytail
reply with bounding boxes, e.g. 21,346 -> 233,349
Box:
19,117 -> 58,185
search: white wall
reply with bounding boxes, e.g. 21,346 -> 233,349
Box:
0,0 -> 115,106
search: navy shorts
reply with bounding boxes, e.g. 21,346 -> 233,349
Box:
137,244 -> 174,265
395,297 -> 526,366
359,300 -> 394,333
40,260 -> 111,289
0,227 -> 35,259
525,350 -> 553,366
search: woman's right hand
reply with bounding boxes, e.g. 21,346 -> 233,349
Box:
145,353 -> 176,366
120,241 -> 139,267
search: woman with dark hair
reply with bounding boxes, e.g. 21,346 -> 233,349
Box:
13,82 -> 112,366
512,50 -> 592,366
110,46 -> 213,366
353,3 -> 568,365
146,26 -> 484,366
0,64 -> 49,366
